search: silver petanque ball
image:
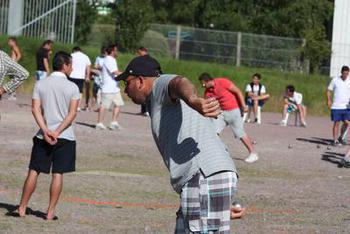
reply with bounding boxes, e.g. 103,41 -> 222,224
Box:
232,201 -> 242,209
288,144 -> 293,149
252,140 -> 257,145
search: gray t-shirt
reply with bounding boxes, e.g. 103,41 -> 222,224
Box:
32,71 -> 80,141
148,74 -> 237,193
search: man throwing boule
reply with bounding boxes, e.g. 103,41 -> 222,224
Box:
117,56 -> 244,233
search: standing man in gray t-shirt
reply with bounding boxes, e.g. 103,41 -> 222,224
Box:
116,56 -> 244,233
16,51 -> 80,220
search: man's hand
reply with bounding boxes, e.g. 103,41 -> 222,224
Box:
242,105 -> 249,113
230,205 -> 246,220
188,97 -> 221,118
43,131 -> 58,145
0,87 -> 6,95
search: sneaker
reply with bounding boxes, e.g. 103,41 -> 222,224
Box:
95,122 -> 107,130
255,118 -> 261,125
333,140 -> 342,146
142,112 -> 150,117
341,157 -> 350,168
280,120 -> 287,126
301,122 -> 307,128
108,121 -> 122,130
244,153 -> 259,163
338,137 -> 347,145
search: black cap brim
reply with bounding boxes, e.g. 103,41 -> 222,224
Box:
115,72 -> 129,81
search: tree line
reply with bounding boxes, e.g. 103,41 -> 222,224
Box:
75,0 -> 334,73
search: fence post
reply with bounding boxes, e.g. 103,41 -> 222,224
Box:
8,0 -> 24,35
236,32 -> 242,67
175,25 -> 181,60
71,0 -> 77,44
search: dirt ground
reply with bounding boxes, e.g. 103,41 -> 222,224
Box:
0,94 -> 349,234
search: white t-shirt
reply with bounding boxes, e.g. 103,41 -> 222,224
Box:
327,76 -> 350,110
101,55 -> 120,93
70,51 -> 91,79
285,91 -> 303,105
93,56 -> 104,85
245,83 -> 266,95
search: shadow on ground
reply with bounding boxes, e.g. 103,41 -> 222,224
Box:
321,151 -> 346,168
297,137 -> 333,146
0,202 -> 47,220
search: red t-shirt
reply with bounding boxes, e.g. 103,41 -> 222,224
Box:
204,78 -> 239,111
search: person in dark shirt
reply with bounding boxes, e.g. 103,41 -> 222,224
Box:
36,40 -> 53,81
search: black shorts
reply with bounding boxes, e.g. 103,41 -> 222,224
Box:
93,83 -> 100,97
68,78 -> 84,93
29,137 -> 76,174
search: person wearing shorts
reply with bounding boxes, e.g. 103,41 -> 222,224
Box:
91,46 -> 107,111
243,73 -> 270,124
96,44 -> 124,130
199,73 -> 258,163
280,85 -> 307,127
16,51 -> 80,220
327,65 -> 350,146
117,55 -> 244,233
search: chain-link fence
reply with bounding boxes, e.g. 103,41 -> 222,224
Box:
141,23 -> 309,73
0,0 -> 76,44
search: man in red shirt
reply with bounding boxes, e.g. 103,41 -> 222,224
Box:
199,73 -> 258,163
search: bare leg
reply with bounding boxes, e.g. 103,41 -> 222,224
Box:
340,121 -> 349,139
84,81 -> 90,108
253,99 -> 258,120
282,104 -> 289,120
240,135 -> 254,154
46,173 -> 63,220
18,170 -> 39,217
97,107 -> 105,124
112,106 -> 120,122
298,105 -> 307,124
333,121 -> 340,142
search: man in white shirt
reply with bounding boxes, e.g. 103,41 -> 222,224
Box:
243,73 -> 270,124
280,85 -> 307,127
327,65 -> 350,145
96,44 -> 124,130
69,47 -> 91,110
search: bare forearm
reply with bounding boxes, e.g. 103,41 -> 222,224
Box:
55,112 -> 77,135
32,108 -> 50,133
236,91 -> 246,108
44,59 -> 50,72
326,91 -> 332,102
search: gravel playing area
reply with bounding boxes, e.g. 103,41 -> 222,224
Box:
0,94 -> 349,233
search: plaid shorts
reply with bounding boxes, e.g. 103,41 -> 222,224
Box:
175,171 -> 237,234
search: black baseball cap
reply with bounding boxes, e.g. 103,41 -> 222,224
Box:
116,55 -> 162,81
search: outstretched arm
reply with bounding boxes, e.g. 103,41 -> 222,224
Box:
168,76 -> 221,118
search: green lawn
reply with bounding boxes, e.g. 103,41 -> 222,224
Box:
0,35 -> 330,116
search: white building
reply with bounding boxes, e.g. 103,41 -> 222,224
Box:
330,0 -> 350,77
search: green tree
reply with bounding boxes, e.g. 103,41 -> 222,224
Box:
114,0 -> 154,52
74,0 -> 98,44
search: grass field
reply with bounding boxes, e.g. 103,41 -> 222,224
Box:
0,35 -> 330,116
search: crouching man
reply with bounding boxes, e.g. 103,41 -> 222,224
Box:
117,56 -> 244,233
